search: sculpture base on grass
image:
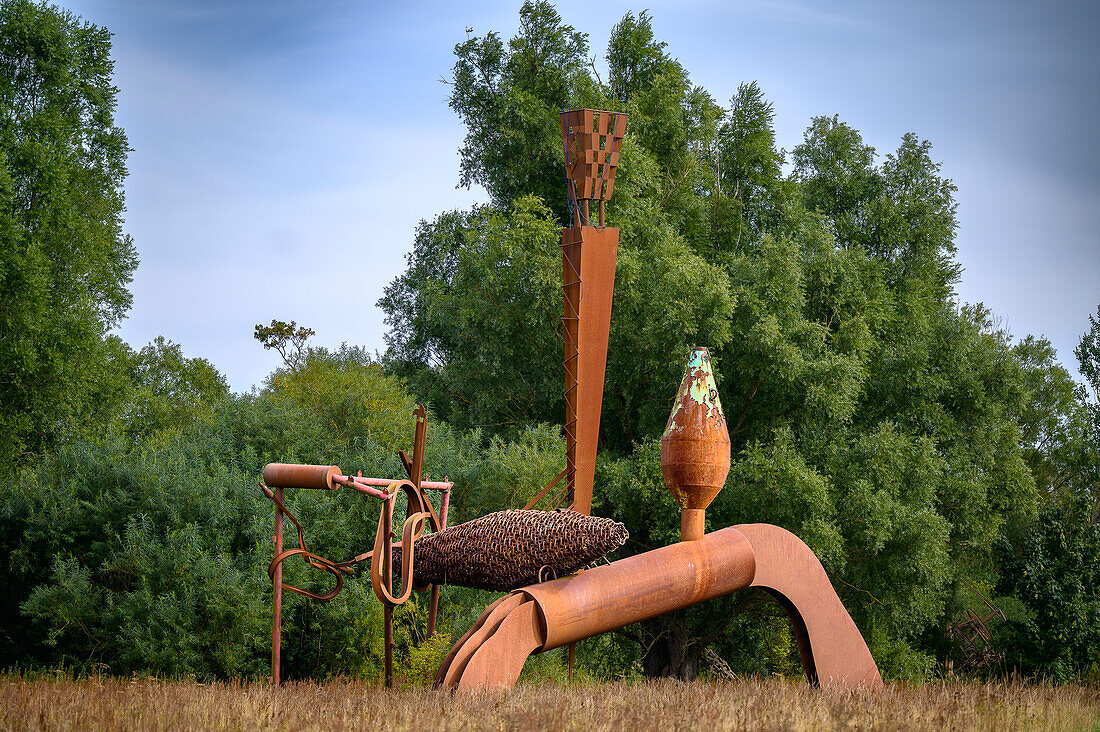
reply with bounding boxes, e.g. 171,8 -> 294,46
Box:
436,523 -> 882,690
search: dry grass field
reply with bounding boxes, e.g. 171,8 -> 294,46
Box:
1,676 -> 1098,731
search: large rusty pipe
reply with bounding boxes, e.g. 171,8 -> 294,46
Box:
263,463 -> 340,490
441,524 -> 882,690
262,464 -> 453,494
520,527 -> 755,651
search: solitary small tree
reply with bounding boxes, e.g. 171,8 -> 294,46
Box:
254,319 -> 315,370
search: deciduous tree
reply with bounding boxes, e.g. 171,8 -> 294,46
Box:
0,0 -> 136,467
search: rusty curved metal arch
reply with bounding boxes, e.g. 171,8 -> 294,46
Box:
736,523 -> 882,687
437,524 -> 882,690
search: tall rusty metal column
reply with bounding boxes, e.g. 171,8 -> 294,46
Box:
560,109 -> 627,515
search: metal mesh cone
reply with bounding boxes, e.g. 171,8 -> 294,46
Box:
393,508 -> 628,592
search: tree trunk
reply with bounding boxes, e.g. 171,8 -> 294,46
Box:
641,612 -> 704,681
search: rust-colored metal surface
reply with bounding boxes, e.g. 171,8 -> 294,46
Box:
391,509 -> 627,591
561,109 -> 628,225
271,487 -> 284,685
437,593 -> 530,687
523,527 -> 755,651
433,594 -> 510,686
737,523 -> 882,687
263,463 -> 340,490
262,484 -> 356,602
258,103 -> 887,694
948,580 -> 1007,671
553,109 -> 628,515
561,225 -> 619,516
382,499 -> 394,687
255,96 -> 889,696
660,346 -> 731,541
440,525 -> 882,690
454,600 -> 544,691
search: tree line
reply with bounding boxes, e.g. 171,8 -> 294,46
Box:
1,0 -> 1097,683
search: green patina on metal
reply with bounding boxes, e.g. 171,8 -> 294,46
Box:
663,347 -> 725,437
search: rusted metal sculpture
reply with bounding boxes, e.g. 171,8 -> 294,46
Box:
948,580 -> 1007,671
557,109 -> 627,515
391,509 -> 627,592
260,404 -> 629,687
261,404 -> 452,687
263,106 -> 883,692
661,346 -> 731,541
438,524 -> 882,689
437,111 -> 881,690
441,348 -> 882,689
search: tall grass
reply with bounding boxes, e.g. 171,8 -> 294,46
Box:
1,676 -> 1098,731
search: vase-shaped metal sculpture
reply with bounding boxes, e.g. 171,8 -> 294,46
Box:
660,346 -> 731,541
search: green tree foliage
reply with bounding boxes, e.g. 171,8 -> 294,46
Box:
116,337 -> 230,443
380,195 -> 733,447
1077,305 -> 1100,405
606,11 -> 675,105
1012,335 -> 1094,497
449,0 -> 594,219
0,0 -> 137,467
0,341 -> 567,680
988,305 -> 1100,681
792,115 -> 882,253
253,319 -> 316,370
995,500 -> 1100,681
9,439 -> 272,677
715,81 -> 785,249
1074,305 -> 1100,523
380,198 -> 563,432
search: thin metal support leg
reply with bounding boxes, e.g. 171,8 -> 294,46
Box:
271,487 -> 284,686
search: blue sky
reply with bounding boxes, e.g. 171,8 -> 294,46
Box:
60,0 -> 1100,391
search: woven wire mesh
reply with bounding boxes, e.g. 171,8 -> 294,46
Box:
393,508 -> 628,592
